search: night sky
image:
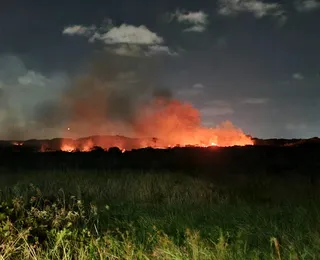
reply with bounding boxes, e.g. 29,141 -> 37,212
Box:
0,0 -> 319,139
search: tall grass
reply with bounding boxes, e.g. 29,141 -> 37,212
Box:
0,169 -> 319,259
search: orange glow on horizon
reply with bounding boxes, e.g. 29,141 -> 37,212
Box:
10,98 -> 254,152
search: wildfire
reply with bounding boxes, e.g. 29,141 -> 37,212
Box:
9,97 -> 254,152
61,144 -> 75,152
57,121 -> 253,153
12,142 -> 23,146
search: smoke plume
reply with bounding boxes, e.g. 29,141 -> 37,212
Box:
0,55 -> 69,140
0,53 -> 253,147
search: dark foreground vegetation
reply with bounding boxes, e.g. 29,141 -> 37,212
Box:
1,142 -> 320,182
1,144 -> 320,259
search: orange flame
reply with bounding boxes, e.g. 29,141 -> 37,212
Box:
58,99 -> 253,152
11,97 -> 254,152
12,142 -> 23,146
61,144 -> 75,152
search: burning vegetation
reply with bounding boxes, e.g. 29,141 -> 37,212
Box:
11,97 -> 253,152
3,55 -> 254,151
57,128 -> 253,152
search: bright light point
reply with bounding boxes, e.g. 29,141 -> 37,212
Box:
67,127 -> 70,131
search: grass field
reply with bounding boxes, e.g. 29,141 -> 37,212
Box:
0,169 -> 320,259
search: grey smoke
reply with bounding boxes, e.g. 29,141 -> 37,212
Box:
153,88 -> 173,99
33,100 -> 68,128
0,52 -> 174,140
50,51 -> 174,138
0,54 -> 69,140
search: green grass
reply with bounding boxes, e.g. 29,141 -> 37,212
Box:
0,169 -> 320,259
